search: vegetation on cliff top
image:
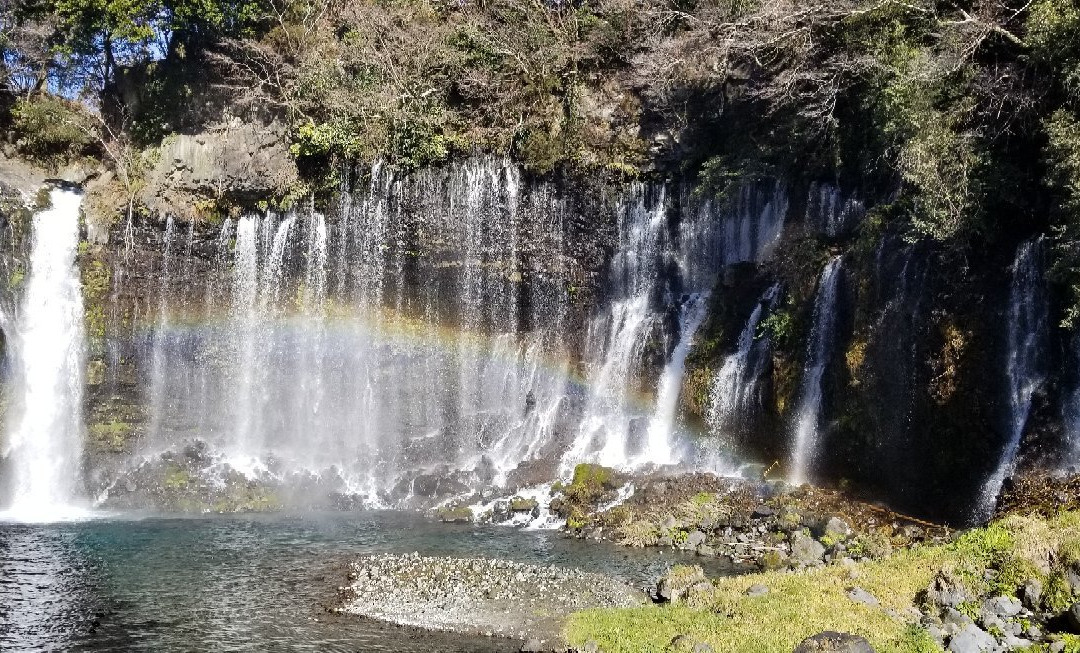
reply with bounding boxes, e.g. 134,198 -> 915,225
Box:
3,0 -> 1080,312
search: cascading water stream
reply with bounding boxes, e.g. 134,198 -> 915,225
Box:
789,256 -> 843,485
564,185 -> 668,469
641,292 -> 711,466
978,238 -> 1049,519
0,188 -> 88,522
706,284 -> 780,442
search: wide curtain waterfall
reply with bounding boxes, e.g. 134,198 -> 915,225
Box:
126,159 -> 789,505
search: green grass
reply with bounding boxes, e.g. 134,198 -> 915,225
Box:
565,512 -> 1080,653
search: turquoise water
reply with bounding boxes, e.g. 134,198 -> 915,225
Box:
0,512 -> 721,651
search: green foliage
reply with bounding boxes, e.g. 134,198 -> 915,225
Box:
82,257 -> 112,341
1046,110 -> 1080,326
759,308 -> 794,347
1026,0 -> 1080,97
567,507 -> 588,530
956,599 -> 981,621
8,267 -> 25,290
691,492 -> 714,507
567,512 -> 1080,653
389,119 -> 455,170
88,420 -> 133,451
163,464 -> 192,489
436,505 -> 473,522
601,505 -> 632,528
9,94 -> 96,165
900,120 -> 982,242
846,531 -> 893,560
1043,571 -> 1074,613
896,624 -> 943,653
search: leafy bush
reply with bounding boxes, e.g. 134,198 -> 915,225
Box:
9,94 -> 96,165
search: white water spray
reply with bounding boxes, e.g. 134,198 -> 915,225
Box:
1,188 -> 88,522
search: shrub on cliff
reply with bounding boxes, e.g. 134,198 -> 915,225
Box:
8,94 -> 97,166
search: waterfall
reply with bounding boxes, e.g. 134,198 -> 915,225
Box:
563,180 -> 788,471
805,183 -> 864,238
564,184 -> 669,468
138,158 -> 575,502
1063,333 -> 1080,467
789,256 -> 843,484
0,188 -> 87,521
127,159 -> 793,506
706,284 -> 780,445
978,238 -> 1049,518
641,292 -> 711,465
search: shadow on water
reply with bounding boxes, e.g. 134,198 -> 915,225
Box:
0,512 -> 728,651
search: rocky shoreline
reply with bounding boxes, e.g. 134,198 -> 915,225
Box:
560,472 -> 953,569
333,553 -> 644,648
371,469 -> 1080,652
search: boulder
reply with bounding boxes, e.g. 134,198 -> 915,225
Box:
752,505 -> 776,519
520,638 -> 544,652
791,532 -> 826,565
823,517 -> 853,540
510,496 -> 540,513
746,584 -> 770,597
436,506 -> 473,523
1067,567 -> 1080,594
947,624 -> 995,653
793,631 -> 875,652
491,499 -> 511,523
685,530 -> 707,548
921,572 -> 971,610
1020,578 -> 1042,610
942,608 -> 974,636
982,595 -> 1022,619
847,587 -> 879,607
1067,601 -> 1080,633
656,565 -> 707,603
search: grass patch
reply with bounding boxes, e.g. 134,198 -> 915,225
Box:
566,512 -> 1080,652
